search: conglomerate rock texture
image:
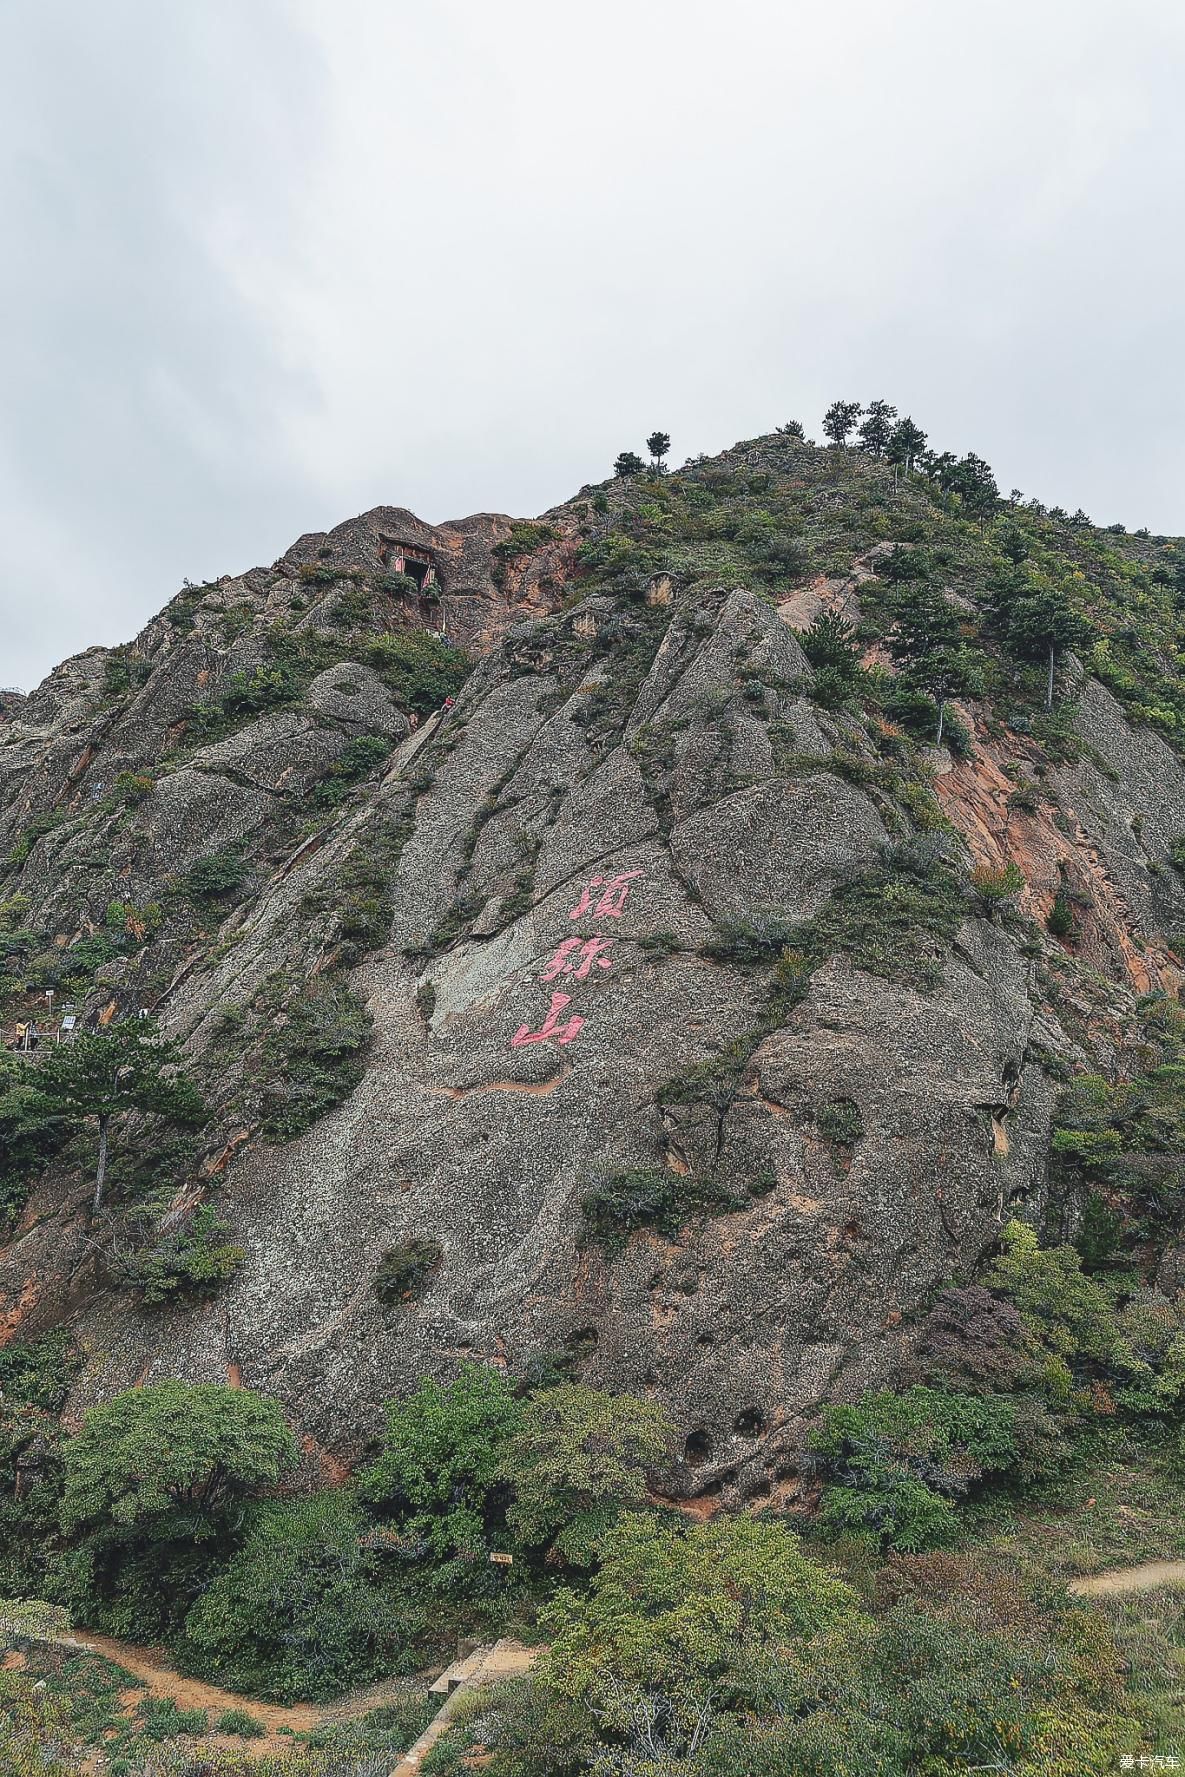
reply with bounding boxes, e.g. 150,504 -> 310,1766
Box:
4,434 -> 1185,1499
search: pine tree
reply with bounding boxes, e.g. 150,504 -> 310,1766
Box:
646,432 -> 671,474
888,587 -> 982,746
613,451 -> 645,478
822,401 -> 863,447
36,1020 -> 204,1212
1003,582 -> 1092,709
857,401 -> 898,456
886,417 -> 928,473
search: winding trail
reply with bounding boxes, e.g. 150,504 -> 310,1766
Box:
1068,1559 -> 1185,1598
8,1628 -> 437,1759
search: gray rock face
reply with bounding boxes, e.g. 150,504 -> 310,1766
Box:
30,589 -> 1050,1499
10,432 -> 1184,1512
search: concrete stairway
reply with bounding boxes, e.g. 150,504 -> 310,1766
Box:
392,1639 -> 539,1775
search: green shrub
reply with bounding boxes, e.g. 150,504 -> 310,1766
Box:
792,840 -> 965,990
373,1238 -> 442,1305
704,911 -> 800,963
363,630 -> 470,714
307,1696 -> 437,1755
969,860 -> 1025,915
579,1164 -> 762,1253
135,1694 -> 208,1739
0,1330 -> 75,1411
0,1668 -> 81,1777
306,809 -> 415,962
179,1491 -> 419,1702
182,848 -> 248,902
492,522 -> 559,587
310,733 -> 394,808
113,772 -> 155,805
1047,890 -> 1075,938
56,932 -> 120,986
259,978 -> 372,1141
815,1097 -> 864,1146
122,1205 -> 246,1307
188,664 -> 301,736
808,1386 -> 1021,1551
500,1385 -> 677,1564
216,1707 -> 266,1737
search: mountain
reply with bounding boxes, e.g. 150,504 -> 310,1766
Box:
4,423 -> 1185,1507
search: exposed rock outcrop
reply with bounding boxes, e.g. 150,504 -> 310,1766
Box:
4,437 -> 1184,1502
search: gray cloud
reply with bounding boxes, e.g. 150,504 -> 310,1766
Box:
3,0 -> 1184,690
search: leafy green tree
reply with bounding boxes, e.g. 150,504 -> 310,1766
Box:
646,431 -> 671,474
0,1058 -> 62,1234
538,1514 -> 858,1761
60,1380 -> 296,1535
886,586 -> 983,746
1001,579 -> 1092,708
997,520 -> 1030,564
35,1021 -> 204,1212
857,399 -> 897,455
822,399 -> 862,446
986,1220 -> 1122,1374
879,543 -> 932,585
800,609 -> 859,674
357,1365 -> 522,1583
808,1386 -> 1020,1551
776,419 -> 805,438
613,451 -> 645,478
56,1380 -> 296,1641
501,1384 -> 676,1563
935,451 -> 1000,524
886,416 -> 928,472
179,1490 -> 415,1702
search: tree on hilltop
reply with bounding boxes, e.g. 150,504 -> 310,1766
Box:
613,450 -> 645,478
886,416 -> 928,474
858,400 -> 898,456
822,400 -> 863,447
646,431 -> 671,474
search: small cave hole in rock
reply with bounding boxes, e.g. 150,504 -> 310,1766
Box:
733,1407 -> 766,1437
565,1325 -> 598,1359
684,1429 -> 714,1467
694,1467 -> 737,1499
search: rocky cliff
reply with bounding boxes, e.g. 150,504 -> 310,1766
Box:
4,431 -> 1185,1500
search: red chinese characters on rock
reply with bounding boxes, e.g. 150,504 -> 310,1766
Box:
567,870 -> 644,921
509,990 -> 584,1049
510,870 -> 644,1050
540,936 -> 614,981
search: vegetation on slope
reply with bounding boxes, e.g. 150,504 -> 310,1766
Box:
6,412 -> 1185,1772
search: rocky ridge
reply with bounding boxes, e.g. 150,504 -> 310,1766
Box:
4,431 -> 1185,1504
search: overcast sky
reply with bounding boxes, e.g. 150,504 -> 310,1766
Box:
3,0 -> 1184,691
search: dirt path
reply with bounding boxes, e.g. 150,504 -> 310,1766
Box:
30,1629 -> 435,1758
73,1631 -> 322,1738
1069,1559 -> 1185,1598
